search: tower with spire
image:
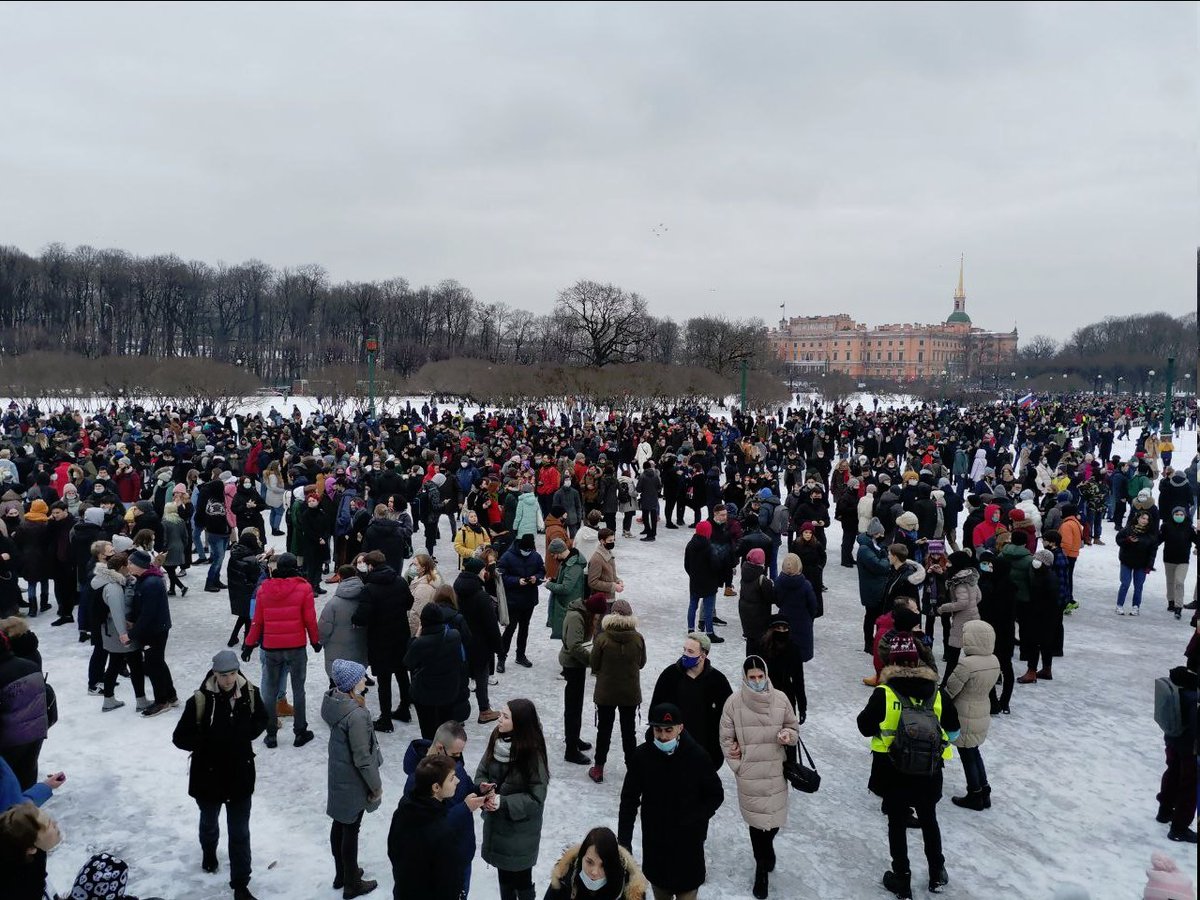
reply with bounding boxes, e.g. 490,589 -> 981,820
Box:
946,254 -> 971,325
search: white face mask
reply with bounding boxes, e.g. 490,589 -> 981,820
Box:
356,561 -> 368,573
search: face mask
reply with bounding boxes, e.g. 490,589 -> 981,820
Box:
653,737 -> 678,754
745,678 -> 768,693
520,549 -> 532,556
991,513 -> 1000,523
604,541 -> 615,550
679,654 -> 700,669
579,871 -> 607,892
980,561 -> 994,573
356,561 -> 368,573
1174,514 -> 1186,524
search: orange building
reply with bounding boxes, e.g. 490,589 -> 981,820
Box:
769,258 -> 1018,381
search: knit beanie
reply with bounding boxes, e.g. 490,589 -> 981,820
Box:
610,599 -> 633,617
332,659 -> 366,693
866,517 -> 885,537
746,548 -> 766,566
695,520 -> 712,538
70,852 -> 130,899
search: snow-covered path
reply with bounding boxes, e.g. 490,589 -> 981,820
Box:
32,427 -> 1199,900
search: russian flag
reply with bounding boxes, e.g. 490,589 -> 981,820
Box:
1017,393 -> 1037,409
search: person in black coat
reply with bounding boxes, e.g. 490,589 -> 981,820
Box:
1018,549 -> 1063,682
453,559 -> 503,722
389,754 -> 483,900
127,550 -> 177,716
497,535 -> 545,669
976,549 -> 1015,715
361,506 -> 413,571
225,532 -> 267,649
618,704 -> 724,898
648,636 -> 733,770
171,650 -> 268,898
404,604 -> 466,740
298,494 -> 331,591
684,521 -> 722,639
353,551 -> 414,730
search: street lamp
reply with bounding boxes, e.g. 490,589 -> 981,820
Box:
1149,369 -> 1156,399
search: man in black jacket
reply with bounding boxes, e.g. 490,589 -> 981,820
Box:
648,634 -> 733,770
172,649 -> 268,900
352,550 -> 414,730
452,557 -> 503,724
618,702 -> 724,900
128,549 -> 177,717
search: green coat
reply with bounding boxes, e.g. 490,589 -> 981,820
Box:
590,613 -> 646,708
474,751 -> 549,871
1000,543 -> 1033,604
558,598 -> 591,669
545,550 -> 587,639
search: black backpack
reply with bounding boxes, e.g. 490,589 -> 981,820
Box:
888,691 -> 948,777
617,480 -> 631,505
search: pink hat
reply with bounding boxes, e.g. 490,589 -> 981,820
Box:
746,548 -> 766,566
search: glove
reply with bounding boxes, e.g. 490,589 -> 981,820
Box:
311,642 -> 323,653
240,646 -> 253,663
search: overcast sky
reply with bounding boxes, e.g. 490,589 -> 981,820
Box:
1,1 -> 1194,340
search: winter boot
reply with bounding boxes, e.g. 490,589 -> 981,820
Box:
515,888 -> 537,900
496,658 -> 506,674
263,733 -> 277,749
477,709 -> 501,724
343,877 -> 378,898
753,863 -> 769,899
951,790 -> 988,811
294,729 -> 315,747
373,717 -> 394,733
516,655 -> 533,668
724,586 -> 737,597
1036,667 -> 1053,681
862,675 -> 880,687
102,697 -> 125,712
391,704 -> 411,723
135,696 -> 151,712
929,866 -> 949,892
1156,804 -> 1173,824
201,848 -> 219,873
233,887 -> 257,900
882,869 -> 912,899
588,765 -> 604,783
276,698 -> 294,717
1168,826 -> 1198,843
1016,668 -> 1038,685
564,748 -> 591,765
981,785 -> 992,808
333,868 -> 363,890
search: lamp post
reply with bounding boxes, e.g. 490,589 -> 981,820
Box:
1161,356 -> 1176,441
364,330 -> 380,417
1148,369 -> 1156,400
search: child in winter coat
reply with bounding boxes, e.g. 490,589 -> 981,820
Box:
944,620 -> 1000,811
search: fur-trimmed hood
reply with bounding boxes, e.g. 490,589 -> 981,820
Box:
548,843 -> 646,900
600,613 -> 638,632
880,661 -> 939,685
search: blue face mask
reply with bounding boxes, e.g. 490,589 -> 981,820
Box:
653,737 -> 679,754
745,678 -> 768,693
579,870 -> 607,892
679,654 -> 700,669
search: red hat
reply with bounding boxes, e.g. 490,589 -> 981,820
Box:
695,520 -> 713,538
800,521 -> 815,533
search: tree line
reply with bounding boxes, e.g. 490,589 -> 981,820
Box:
0,243 -> 768,381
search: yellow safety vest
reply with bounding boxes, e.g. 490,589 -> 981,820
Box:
870,685 -> 953,760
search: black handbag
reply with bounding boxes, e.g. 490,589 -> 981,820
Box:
782,735 -> 819,793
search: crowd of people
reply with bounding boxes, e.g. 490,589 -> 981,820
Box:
0,391 -> 1195,900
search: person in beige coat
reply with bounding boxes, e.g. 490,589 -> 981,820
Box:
935,553 -> 982,687
943,619 -> 999,812
857,485 -> 877,534
720,655 -> 800,899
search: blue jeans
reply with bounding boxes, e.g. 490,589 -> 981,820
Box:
959,745 -> 988,792
25,579 -> 48,616
206,533 -> 229,586
767,542 -> 780,580
268,505 -> 284,532
261,647 -> 307,734
198,796 -> 252,889
193,523 -> 207,557
258,647 -> 289,701
687,593 -> 717,633
1117,565 -> 1146,608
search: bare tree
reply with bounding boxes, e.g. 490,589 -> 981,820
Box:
554,280 -> 649,366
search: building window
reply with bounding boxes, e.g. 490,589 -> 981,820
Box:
918,350 -> 924,362
876,351 -> 881,360
898,352 -> 903,361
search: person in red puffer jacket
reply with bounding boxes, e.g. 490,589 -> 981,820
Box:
243,553 -> 320,749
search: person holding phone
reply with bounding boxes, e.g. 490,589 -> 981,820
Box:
497,535 -> 545,671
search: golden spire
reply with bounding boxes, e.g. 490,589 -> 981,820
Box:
954,254 -> 965,301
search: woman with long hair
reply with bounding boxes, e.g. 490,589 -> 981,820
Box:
474,699 -> 550,899
544,825 -> 646,900
263,460 -> 288,536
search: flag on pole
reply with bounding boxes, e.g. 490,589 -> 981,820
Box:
1017,392 -> 1037,409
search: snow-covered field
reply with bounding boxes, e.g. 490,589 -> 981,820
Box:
27,422 -> 1198,900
